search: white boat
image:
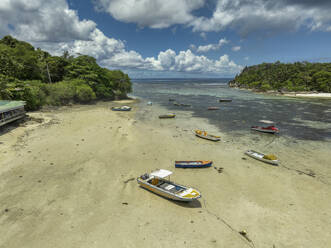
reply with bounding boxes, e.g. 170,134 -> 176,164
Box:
195,130 -> 220,141
137,169 -> 201,201
245,150 -> 279,165
111,106 -> 131,111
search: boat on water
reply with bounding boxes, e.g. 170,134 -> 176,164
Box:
111,106 -> 131,111
175,160 -> 212,168
251,125 -> 279,134
219,99 -> 232,102
169,98 -> 175,101
174,102 -> 191,107
195,130 -> 220,141
159,113 -> 176,119
208,107 -> 220,110
245,150 -> 279,165
137,169 -> 201,201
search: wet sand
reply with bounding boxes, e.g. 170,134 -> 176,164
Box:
0,101 -> 330,248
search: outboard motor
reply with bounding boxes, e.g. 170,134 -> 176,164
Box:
141,173 -> 149,180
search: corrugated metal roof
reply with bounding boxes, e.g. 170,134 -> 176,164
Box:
0,101 -> 26,113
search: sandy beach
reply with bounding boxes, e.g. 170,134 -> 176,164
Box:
283,93 -> 331,99
0,101 -> 331,248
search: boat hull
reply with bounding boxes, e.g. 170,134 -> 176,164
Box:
245,150 -> 279,165
195,133 -> 220,141
219,99 -> 232,102
137,178 -> 201,202
111,108 -> 131,111
251,126 -> 279,134
159,115 -> 175,119
251,127 -> 278,134
175,161 -> 212,168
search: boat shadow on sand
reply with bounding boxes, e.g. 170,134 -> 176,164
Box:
139,186 -> 202,208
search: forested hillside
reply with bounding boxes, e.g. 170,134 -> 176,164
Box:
229,61 -> 331,92
0,35 -> 132,110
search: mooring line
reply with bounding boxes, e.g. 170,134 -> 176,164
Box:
202,199 -> 256,248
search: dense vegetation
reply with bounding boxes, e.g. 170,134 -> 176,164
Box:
229,61 -> 331,92
0,35 -> 132,110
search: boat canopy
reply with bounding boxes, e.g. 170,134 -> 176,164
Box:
151,169 -> 173,178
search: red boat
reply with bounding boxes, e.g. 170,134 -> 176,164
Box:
251,125 -> 279,134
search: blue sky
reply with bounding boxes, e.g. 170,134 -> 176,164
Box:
1,0 -> 331,78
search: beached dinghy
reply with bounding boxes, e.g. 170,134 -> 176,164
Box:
219,99 -> 232,102
251,125 -> 279,134
159,113 -> 176,119
175,160 -> 212,168
245,150 -> 279,165
195,130 -> 220,141
208,106 -> 220,110
111,106 -> 131,111
137,169 -> 201,201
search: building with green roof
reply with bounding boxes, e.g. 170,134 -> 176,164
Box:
0,100 -> 26,127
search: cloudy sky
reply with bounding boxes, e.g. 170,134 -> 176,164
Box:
1,0 -> 331,78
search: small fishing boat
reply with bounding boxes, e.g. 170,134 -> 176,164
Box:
175,160 -> 212,168
169,98 -> 175,101
208,107 -> 219,110
251,125 -> 279,134
219,99 -> 232,102
245,150 -> 279,165
147,101 -> 153,105
159,113 -> 176,119
111,106 -> 131,111
195,130 -> 220,141
137,169 -> 201,201
174,102 -> 191,107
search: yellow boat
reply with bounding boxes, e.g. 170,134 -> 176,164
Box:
159,113 -> 176,119
195,129 -> 221,141
137,169 -> 201,202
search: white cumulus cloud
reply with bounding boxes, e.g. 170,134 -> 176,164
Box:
195,38 -> 228,53
191,0 -> 331,35
232,46 -> 241,52
0,0 -> 96,42
0,0 -> 243,77
93,0 -> 331,35
93,0 -> 205,29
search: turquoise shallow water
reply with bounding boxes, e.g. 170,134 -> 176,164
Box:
132,79 -> 331,141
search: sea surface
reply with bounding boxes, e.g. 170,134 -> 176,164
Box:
132,78 -> 331,141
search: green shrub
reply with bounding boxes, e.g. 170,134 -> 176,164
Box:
75,84 -> 96,103
45,82 -> 75,105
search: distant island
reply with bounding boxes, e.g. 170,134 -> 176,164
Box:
0,36 -> 132,110
229,61 -> 331,93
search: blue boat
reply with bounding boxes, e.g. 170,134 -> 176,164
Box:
175,160 -> 213,168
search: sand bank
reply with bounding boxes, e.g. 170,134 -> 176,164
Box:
283,92 -> 331,98
0,101 -> 330,248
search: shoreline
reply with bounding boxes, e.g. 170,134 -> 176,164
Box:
0,101 -> 330,247
230,86 -> 331,99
